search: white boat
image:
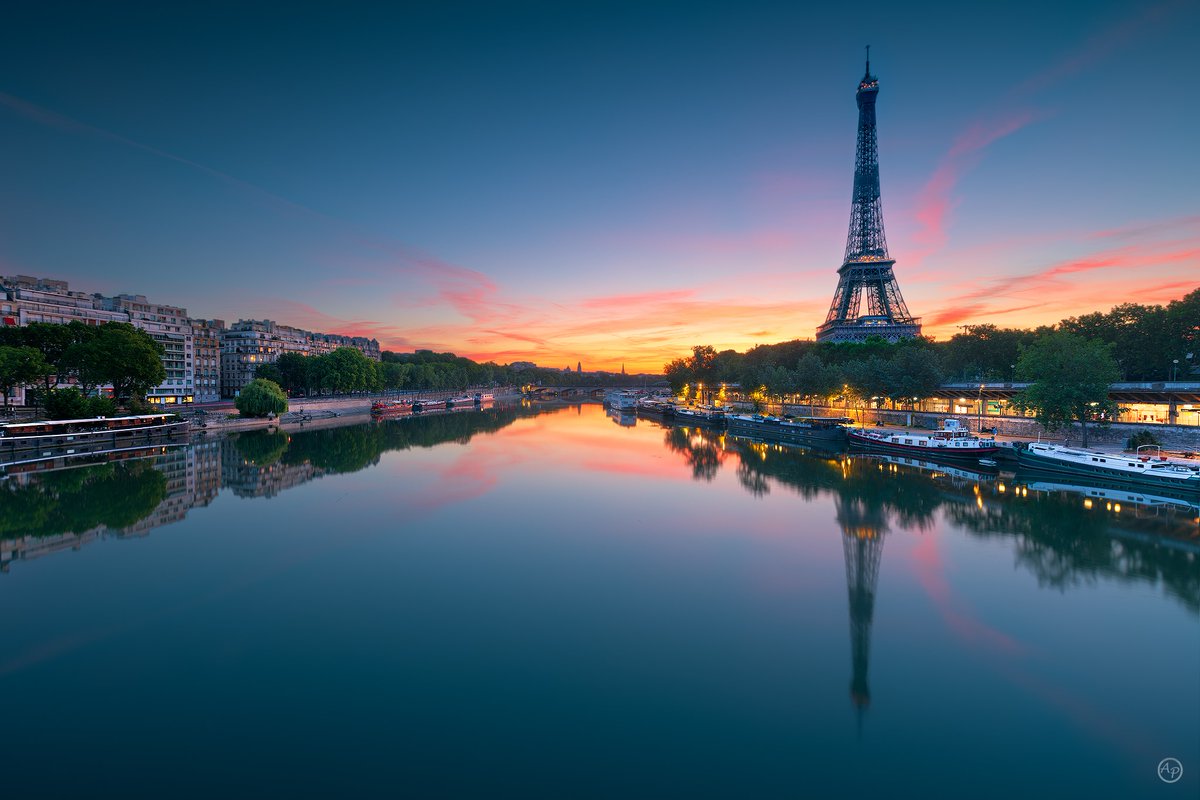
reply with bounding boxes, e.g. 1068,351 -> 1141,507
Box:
606,391 -> 638,411
848,418 -> 998,459
1016,442 -> 1200,492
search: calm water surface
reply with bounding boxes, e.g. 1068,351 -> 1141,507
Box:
2,402 -> 1198,798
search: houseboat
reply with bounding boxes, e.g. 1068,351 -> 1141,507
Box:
848,418 -> 998,460
1015,442 -> 1200,493
371,399 -> 414,416
727,413 -> 850,446
474,392 -> 495,404
674,405 -> 728,427
635,398 -> 675,418
606,391 -> 639,411
0,414 -> 189,459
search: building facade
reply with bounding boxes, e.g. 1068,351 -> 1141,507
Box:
189,319 -> 225,403
220,319 -> 381,398
220,319 -> 310,398
100,294 -> 195,405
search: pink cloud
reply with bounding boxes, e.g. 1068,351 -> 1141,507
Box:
910,109 -> 1040,262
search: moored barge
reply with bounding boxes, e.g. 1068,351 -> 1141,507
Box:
727,413 -> 850,446
1015,442 -> 1200,493
0,414 -> 189,460
848,418 -> 998,460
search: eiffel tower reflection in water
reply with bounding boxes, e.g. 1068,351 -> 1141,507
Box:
836,493 -> 887,733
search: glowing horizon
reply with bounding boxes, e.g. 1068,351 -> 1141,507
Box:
1,2 -> 1196,374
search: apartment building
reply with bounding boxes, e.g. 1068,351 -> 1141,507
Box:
219,319 -> 310,398
190,319 -> 225,403
100,294 -> 194,405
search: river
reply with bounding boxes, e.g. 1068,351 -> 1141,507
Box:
2,401 -> 1197,798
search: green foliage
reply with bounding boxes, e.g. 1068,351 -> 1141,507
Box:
1011,332 -> 1122,447
43,388 -> 118,419
0,460 -> 167,538
1125,430 -> 1161,451
125,396 -> 155,415
941,325 -> 1035,382
254,362 -> 285,386
235,379 -> 289,417
0,344 -> 51,407
234,430 -> 289,466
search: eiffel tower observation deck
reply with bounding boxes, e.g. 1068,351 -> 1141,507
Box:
816,50 -> 921,343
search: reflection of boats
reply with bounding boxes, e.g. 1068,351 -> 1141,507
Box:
0,414 -> 189,462
727,413 -> 850,445
371,399 -> 413,415
1019,475 -> 1200,514
848,418 -> 998,459
978,458 -> 998,468
1015,442 -> 1200,493
854,452 -> 996,484
606,406 -> 636,427
1,443 -> 183,475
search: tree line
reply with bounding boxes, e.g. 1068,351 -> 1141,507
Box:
666,287 -> 1198,399
0,321 -> 166,418
254,348 -> 653,396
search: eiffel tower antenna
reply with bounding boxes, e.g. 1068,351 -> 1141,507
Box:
816,53 -> 921,343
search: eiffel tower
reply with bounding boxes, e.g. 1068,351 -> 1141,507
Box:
837,493 -> 887,731
816,49 -> 921,343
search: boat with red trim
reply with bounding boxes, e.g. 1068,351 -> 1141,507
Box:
848,418 -> 998,459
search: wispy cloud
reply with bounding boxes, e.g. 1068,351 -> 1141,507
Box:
910,110 -> 1040,264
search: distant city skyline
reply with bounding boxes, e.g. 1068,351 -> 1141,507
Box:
1,1 -> 1197,372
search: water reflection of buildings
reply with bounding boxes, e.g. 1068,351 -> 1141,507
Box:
2,406 -> 536,573
220,439 -> 325,499
1,437 -> 313,570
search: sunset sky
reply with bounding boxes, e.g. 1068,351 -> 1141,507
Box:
1,1 -> 1197,372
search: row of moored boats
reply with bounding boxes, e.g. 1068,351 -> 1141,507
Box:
371,392 -> 494,415
613,392 -> 1200,494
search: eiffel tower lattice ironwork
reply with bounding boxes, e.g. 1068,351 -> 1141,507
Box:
816,49 -> 921,343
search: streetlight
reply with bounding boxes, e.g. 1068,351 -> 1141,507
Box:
977,383 -> 985,433
1172,359 -> 1179,381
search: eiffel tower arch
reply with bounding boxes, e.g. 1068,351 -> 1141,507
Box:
816,50 -> 921,343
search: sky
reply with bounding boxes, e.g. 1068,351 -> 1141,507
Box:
1,0 -> 1197,373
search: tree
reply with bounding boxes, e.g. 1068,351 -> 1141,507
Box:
235,379 -> 289,418
90,323 -> 166,405
276,352 -> 313,395
0,345 -> 51,410
884,347 -> 944,406
663,357 -> 693,394
44,388 -> 117,420
254,362 -> 285,386
794,353 -> 839,410
1011,332 -> 1120,448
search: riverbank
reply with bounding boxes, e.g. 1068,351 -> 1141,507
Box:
767,404 -> 1200,453
190,390 -> 524,438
